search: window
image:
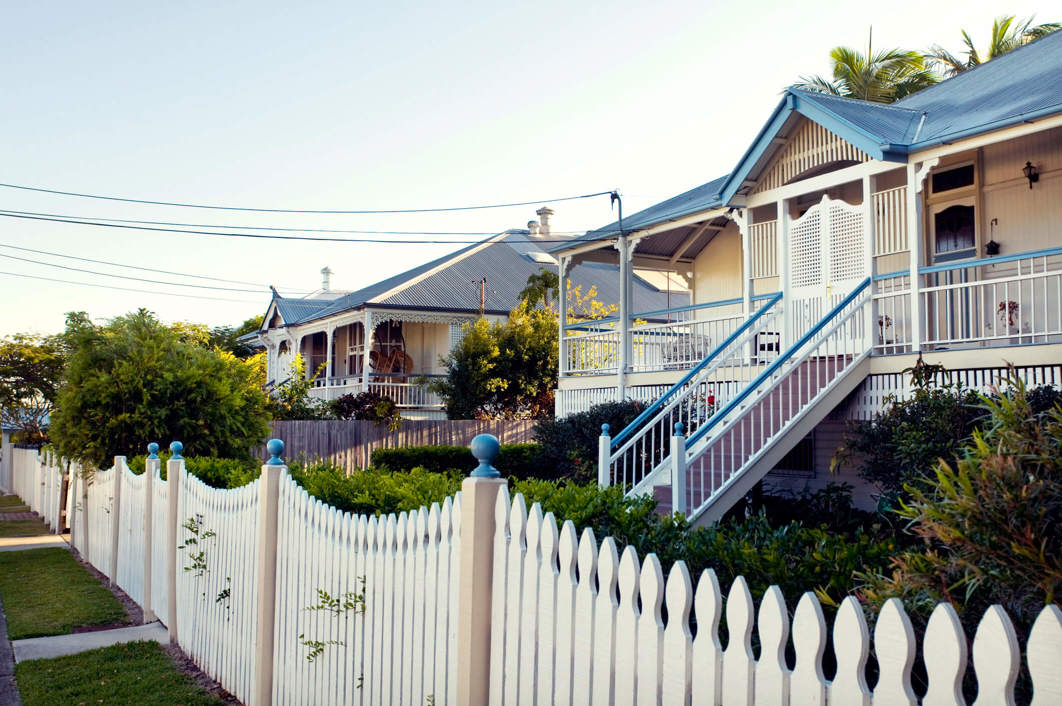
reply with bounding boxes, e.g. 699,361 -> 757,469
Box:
934,204 -> 976,258
931,164 -> 975,194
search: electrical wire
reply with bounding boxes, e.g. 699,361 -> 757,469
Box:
0,269 -> 262,303
0,182 -> 616,214
0,251 -> 272,293
0,210 -> 619,244
0,241 -> 303,291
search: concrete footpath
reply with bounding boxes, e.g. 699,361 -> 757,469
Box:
0,535 -> 69,552
12,623 -> 168,663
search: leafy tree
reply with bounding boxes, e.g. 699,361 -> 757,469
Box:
50,309 -> 270,467
793,30 -> 938,103
519,268 -> 559,309
208,315 -> 264,358
0,333 -> 67,444
430,302 -> 558,419
927,15 -> 1060,76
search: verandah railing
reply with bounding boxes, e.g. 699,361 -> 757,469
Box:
873,245 -> 1062,355
10,441 -> 1062,705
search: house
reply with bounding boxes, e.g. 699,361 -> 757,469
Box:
251,208 -> 690,418
553,32 -> 1062,522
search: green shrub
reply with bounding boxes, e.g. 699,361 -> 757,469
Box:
371,443 -> 542,480
287,462 -> 462,516
330,391 -> 401,430
126,453 -> 259,489
859,378 -> 1062,632
532,400 -> 648,483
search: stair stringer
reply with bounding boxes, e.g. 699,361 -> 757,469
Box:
687,354 -> 870,527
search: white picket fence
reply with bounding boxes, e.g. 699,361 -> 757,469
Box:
8,445 -> 1062,706
10,447 -> 64,532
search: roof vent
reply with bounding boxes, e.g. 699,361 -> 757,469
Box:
320,266 -> 333,292
528,220 -> 540,236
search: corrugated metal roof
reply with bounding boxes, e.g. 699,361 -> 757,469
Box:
896,30 -> 1062,145
557,30 -> 1062,252
266,231 -> 689,326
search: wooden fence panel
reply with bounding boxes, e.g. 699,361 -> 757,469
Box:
260,420 -> 536,471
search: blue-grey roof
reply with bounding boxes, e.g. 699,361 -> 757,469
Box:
558,30 -> 1062,251
266,231 -> 689,327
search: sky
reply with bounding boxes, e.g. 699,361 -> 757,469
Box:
1,0 -> 1056,336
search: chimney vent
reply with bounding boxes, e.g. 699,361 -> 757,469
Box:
536,207 -> 554,236
528,220 -> 540,236
320,266 -> 333,292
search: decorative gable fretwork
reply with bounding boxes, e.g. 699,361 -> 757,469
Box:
752,119 -> 871,194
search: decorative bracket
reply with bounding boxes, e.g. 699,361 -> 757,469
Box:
914,157 -> 940,194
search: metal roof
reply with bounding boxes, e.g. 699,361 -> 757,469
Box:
556,30 -> 1062,252
264,231 -> 689,327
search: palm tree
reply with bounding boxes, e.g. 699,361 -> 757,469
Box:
793,29 -> 938,103
926,15 -> 1061,77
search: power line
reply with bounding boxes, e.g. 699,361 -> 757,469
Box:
0,210 -> 618,244
0,251 -> 272,293
0,241 -> 304,291
0,208 -> 505,236
0,269 -> 262,304
0,182 -> 616,214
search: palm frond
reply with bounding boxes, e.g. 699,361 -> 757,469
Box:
791,75 -> 841,96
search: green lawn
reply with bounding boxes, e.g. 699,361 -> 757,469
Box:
15,641 -> 226,706
0,548 -> 128,639
0,504 -> 31,513
0,494 -> 26,506
0,518 -> 52,538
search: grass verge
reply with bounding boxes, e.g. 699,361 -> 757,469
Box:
0,518 -> 51,538
15,641 -> 226,706
0,495 -> 25,506
0,548 -> 127,639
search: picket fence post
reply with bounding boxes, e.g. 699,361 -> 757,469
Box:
456,434 -> 508,706
671,422 -> 687,515
143,443 -> 159,623
598,424 -> 611,487
254,438 -> 284,706
167,441 -> 183,645
110,455 -> 124,585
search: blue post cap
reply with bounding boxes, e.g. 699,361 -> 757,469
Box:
601,423 -> 610,436
469,434 -> 500,478
674,421 -> 684,435
169,441 -> 183,459
266,438 -> 285,466
147,442 -> 159,459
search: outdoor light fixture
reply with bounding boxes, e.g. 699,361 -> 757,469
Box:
1023,161 -> 1039,189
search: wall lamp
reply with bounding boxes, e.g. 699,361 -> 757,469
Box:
1023,161 -> 1039,189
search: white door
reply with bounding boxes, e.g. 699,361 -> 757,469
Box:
788,195 -> 867,343
927,196 -> 979,344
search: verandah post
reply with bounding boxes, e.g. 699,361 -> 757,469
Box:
671,422 -> 687,515
456,434 -> 508,706
109,455 -> 124,585
598,423 -> 611,487
254,439 -> 285,706
166,441 -> 183,644
143,443 -> 159,623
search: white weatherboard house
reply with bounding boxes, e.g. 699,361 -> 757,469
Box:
554,32 -> 1062,522
252,209 -> 689,418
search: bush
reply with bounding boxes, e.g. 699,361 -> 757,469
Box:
371,443 -> 542,480
287,462 -> 462,516
50,310 -> 270,468
859,378 -> 1062,632
126,453 -> 259,489
330,391 -> 400,430
531,400 -> 648,483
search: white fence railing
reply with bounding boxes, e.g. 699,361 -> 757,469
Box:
307,374 -> 445,409
10,441 -> 1062,705
11,447 -> 64,532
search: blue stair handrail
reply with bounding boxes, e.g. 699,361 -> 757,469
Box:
609,291 -> 783,450
685,277 -> 871,447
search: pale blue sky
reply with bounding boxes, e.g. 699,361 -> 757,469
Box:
1,1 -> 1054,335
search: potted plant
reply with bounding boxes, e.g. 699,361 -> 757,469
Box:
997,300 -> 1020,335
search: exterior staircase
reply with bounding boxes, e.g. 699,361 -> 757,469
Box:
602,279 -> 872,524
